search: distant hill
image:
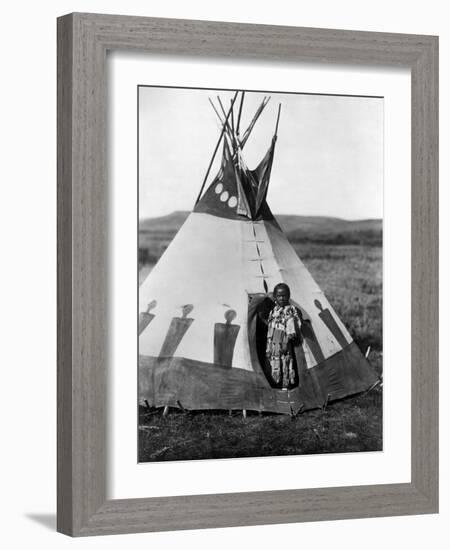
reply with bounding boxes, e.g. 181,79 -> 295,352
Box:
139,211 -> 190,233
138,211 -> 382,263
280,216 -> 382,246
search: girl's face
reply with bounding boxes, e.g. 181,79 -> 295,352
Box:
275,288 -> 290,307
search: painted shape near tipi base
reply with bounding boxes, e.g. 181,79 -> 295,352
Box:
213,309 -> 240,368
300,320 -> 326,365
159,304 -> 194,358
314,299 -> 349,349
138,299 -> 157,335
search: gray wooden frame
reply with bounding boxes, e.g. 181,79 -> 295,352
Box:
57,12 -> 438,537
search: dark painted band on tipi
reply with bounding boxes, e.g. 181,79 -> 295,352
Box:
139,341 -> 379,415
193,141 -> 277,222
194,92 -> 279,222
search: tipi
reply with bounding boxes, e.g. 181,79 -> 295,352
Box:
139,92 -> 378,415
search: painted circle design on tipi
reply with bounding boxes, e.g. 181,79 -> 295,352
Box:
220,191 -> 229,202
228,196 -> 238,208
215,183 -> 223,194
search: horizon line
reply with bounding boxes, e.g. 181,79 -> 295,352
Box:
139,211 -> 383,223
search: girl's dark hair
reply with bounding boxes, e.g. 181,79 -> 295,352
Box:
273,282 -> 291,297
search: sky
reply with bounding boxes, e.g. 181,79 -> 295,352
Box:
139,86 -> 383,221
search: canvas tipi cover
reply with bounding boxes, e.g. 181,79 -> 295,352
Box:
138,95 -> 378,415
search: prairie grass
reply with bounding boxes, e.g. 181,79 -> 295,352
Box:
293,243 -> 382,351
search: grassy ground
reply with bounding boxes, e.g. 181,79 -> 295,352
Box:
138,240 -> 383,462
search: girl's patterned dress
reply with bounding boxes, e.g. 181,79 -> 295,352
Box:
266,304 -> 301,389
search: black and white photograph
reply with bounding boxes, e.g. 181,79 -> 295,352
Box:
1,0 -> 442,544
138,85 -> 383,462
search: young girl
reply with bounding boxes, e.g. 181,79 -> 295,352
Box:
266,283 -> 301,389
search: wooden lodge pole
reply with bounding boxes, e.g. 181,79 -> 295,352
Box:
195,91 -> 239,205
